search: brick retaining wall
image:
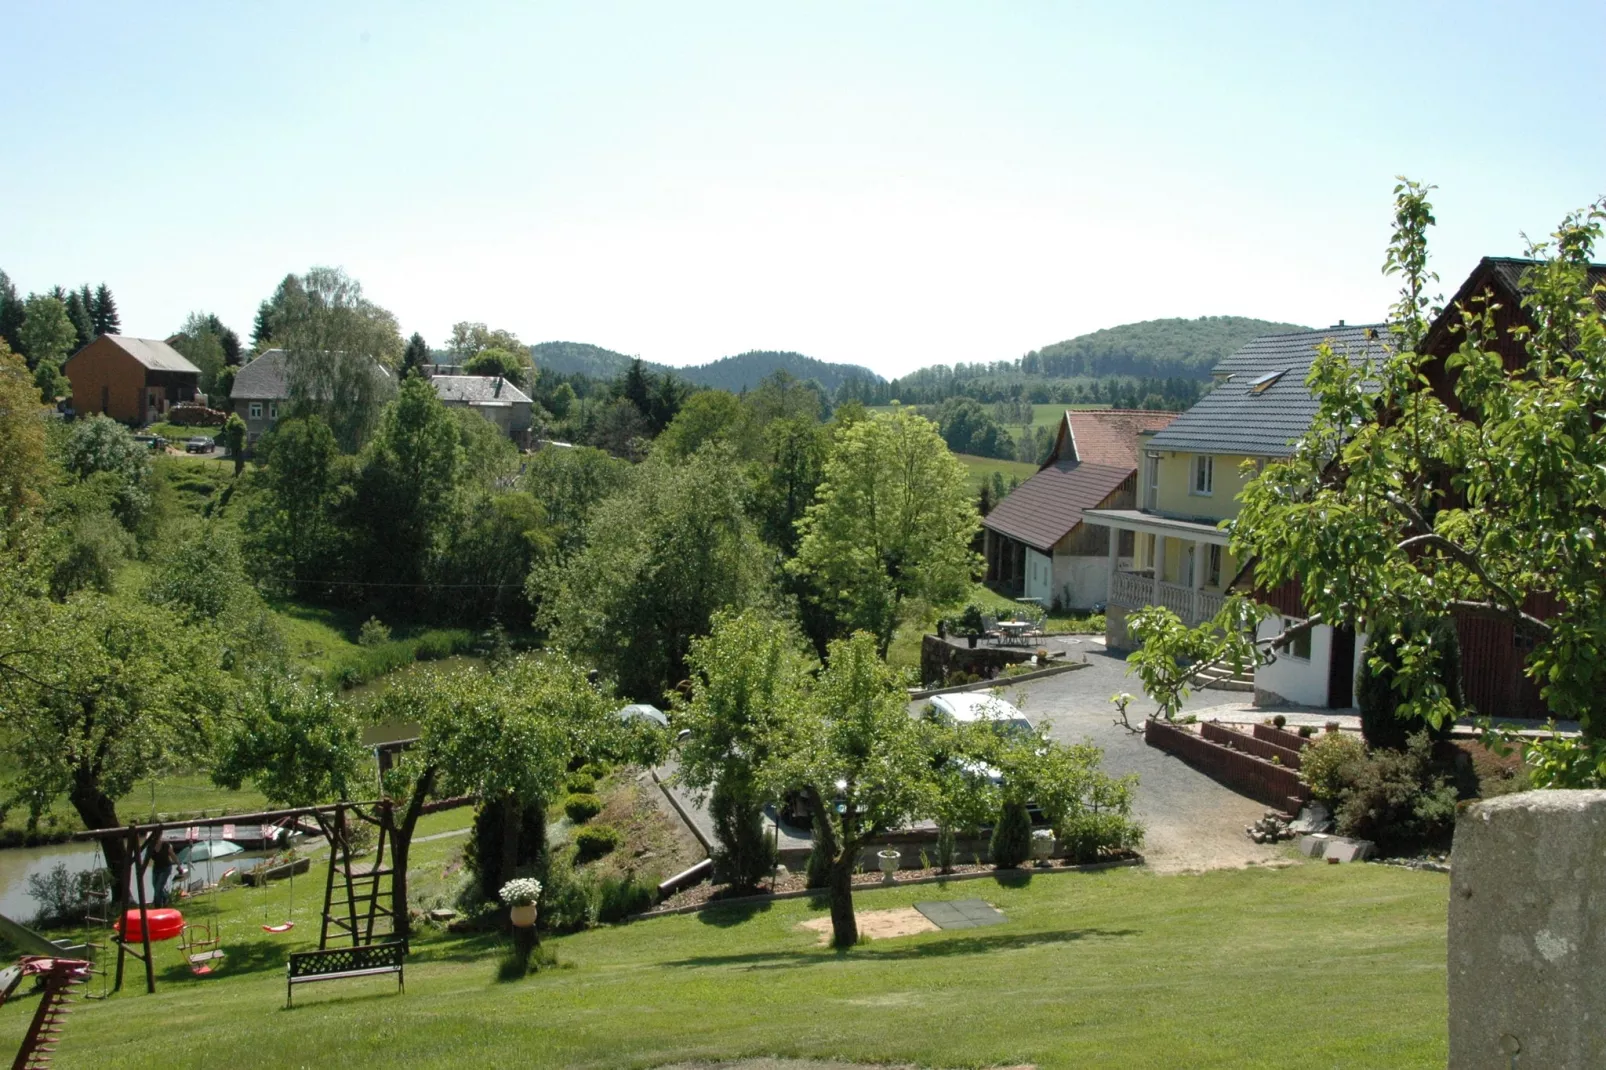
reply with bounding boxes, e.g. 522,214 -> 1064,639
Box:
1202,721 -> 1304,770
1251,723 -> 1313,752
1145,718 -> 1310,811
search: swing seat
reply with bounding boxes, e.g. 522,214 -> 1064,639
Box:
188,949 -> 225,976
262,922 -> 295,933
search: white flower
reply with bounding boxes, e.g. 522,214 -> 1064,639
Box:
499,878 -> 543,906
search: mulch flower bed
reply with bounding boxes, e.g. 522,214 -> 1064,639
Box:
654,853 -> 1138,913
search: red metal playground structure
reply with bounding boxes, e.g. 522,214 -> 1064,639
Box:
68,795 -> 471,996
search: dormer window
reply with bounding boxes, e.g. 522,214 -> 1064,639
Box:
1249,370 -> 1286,394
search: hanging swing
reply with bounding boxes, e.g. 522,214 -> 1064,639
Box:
261,852 -> 296,934
180,866 -> 233,976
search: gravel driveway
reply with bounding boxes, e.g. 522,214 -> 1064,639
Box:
946,642 -> 1287,874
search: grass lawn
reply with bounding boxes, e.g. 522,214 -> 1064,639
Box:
7,863 -> 1449,1069
955,452 -> 1038,489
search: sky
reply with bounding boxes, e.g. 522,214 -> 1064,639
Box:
4,2 -> 1603,378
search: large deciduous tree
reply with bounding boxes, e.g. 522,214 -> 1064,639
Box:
673,610 -> 811,889
18,295 -> 76,371
792,408 -> 979,652
270,267 -> 403,451
0,272 -> 24,353
538,443 -> 773,702
0,341 -> 49,525
354,376 -> 464,588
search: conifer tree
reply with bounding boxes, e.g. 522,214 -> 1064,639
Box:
64,290 -> 94,349
402,332 -> 429,378
91,283 -> 120,335
0,271 -> 22,352
251,301 -> 274,350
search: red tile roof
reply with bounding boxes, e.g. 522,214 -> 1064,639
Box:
981,462 -> 1134,552
981,409 -> 1178,552
1059,409 -> 1178,468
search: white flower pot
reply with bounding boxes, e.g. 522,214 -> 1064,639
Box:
1031,830 -> 1056,865
509,903 -> 538,928
878,849 -> 900,884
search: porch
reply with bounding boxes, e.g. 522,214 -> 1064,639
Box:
1084,507 -> 1234,629
1108,569 -> 1225,627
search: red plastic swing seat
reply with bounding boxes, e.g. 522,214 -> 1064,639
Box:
262,922 -> 295,933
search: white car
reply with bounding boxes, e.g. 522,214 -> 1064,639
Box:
925,692 -> 1035,739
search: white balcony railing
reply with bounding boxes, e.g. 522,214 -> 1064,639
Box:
1108,571 -> 1225,626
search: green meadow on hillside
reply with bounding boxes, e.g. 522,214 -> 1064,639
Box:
5,863 -> 1450,1070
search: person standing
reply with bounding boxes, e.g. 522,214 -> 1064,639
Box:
151,841 -> 178,907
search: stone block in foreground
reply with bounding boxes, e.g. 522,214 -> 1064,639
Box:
1448,789 -> 1606,1069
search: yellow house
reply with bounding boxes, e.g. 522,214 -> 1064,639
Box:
1085,323 -> 1390,699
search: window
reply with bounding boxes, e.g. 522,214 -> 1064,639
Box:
1284,617 -> 1312,660
1207,545 -> 1222,587
268,403 -> 278,419
1143,453 -> 1160,510
1192,454 -> 1213,495
249,403 -> 263,420
1249,370 -> 1286,394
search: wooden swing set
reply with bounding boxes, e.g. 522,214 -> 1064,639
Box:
73,796 -> 472,995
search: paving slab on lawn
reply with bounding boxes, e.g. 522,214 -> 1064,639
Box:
914,898 -> 1006,930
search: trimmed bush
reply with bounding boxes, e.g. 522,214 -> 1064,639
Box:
709,779 -> 773,889
1300,732 -> 1368,803
563,793 -> 602,823
573,824 -> 621,863
989,800 -> 1032,869
563,772 -> 598,796
578,762 -> 610,780
594,873 -> 654,921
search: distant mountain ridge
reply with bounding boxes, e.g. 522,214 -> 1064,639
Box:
1019,315 -> 1313,380
530,342 -> 884,392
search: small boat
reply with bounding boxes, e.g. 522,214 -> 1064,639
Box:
239,856 -> 311,887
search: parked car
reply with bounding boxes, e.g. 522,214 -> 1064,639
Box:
185,436 -> 215,454
132,433 -> 165,451
923,693 -> 1045,821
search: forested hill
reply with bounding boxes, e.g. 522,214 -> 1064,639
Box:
1022,316 -> 1312,380
681,350 -> 881,393
530,341 -> 673,380
532,343 -> 883,393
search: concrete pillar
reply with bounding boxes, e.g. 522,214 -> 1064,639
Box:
1448,790 -> 1606,1069
1106,525 -> 1118,602
1191,539 -> 1206,622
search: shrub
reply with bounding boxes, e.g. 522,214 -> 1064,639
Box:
358,616 -> 391,647
1299,732 -> 1368,802
573,824 -> 622,863
563,793 -> 602,823
1298,725 -> 1314,738
709,781 -> 773,889
1272,714 -> 1287,728
465,799 -> 547,904
534,849 -> 594,933
594,873 -> 655,922
957,603 -> 986,637
26,863 -> 94,927
989,800 -> 1032,869
1334,732 -> 1458,847
578,762 -> 609,780
563,772 -> 597,796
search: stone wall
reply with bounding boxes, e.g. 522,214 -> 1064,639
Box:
1144,718 -> 1308,812
919,634 -> 1037,687
1448,790 -> 1606,1069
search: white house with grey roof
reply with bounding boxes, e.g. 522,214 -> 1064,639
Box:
1085,323 -> 1389,708
430,375 -> 534,446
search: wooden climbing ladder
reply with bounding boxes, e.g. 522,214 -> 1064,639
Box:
315,803 -> 399,949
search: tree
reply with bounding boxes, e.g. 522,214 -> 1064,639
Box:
250,416 -> 344,588
60,415 -> 152,530
169,313 -> 228,395
91,283 -> 120,336
64,289 -> 94,350
519,444 -> 630,556
32,359 -> 66,404
250,301 -> 274,350
354,376 -> 464,587
402,332 -> 429,378
0,593 -> 225,894
673,610 -> 811,889
655,390 -> 748,461
18,295 -> 76,370
271,267 -> 403,451
792,408 -> 980,652
462,346 -> 528,387
0,271 -> 24,353
0,340 -> 49,525
426,653 -> 614,899
212,676 -> 363,807
539,444 -> 774,702
144,525 -> 251,624
218,412 -> 247,475
768,631 -> 931,947
202,314 -> 241,365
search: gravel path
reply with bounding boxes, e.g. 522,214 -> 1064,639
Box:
964,644 -> 1288,874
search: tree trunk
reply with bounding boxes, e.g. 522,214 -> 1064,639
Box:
68,771 -> 126,900
388,765 -> 437,941
828,854 -> 858,949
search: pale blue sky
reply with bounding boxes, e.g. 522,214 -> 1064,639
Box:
4,2 -> 1602,376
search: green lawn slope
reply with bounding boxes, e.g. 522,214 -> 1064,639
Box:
12,864 -> 1448,1069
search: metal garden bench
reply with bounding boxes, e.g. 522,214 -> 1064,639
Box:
286,942 -> 405,1006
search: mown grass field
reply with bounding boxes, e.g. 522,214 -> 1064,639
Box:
3,863 -> 1449,1069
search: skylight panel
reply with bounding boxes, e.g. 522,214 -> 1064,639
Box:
1248,370 -> 1286,394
